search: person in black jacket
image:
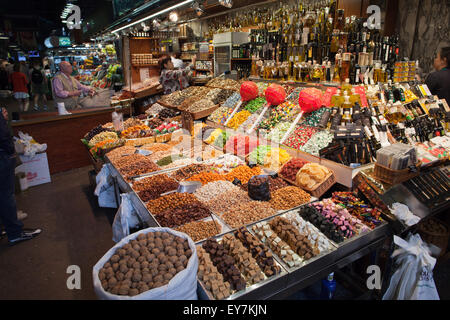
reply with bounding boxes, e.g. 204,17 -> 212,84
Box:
0,107 -> 42,245
425,47 -> 450,104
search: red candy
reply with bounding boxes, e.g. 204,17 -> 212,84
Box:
225,134 -> 260,156
285,125 -> 318,150
280,158 -> 309,181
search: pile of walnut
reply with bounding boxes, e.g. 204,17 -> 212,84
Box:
98,232 -> 192,296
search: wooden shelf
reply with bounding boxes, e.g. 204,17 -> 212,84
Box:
132,64 -> 159,67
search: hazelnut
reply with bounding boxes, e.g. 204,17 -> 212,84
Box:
131,250 -> 140,259
122,279 -> 132,287
152,248 -> 160,255
147,233 -> 155,239
185,249 -> 192,257
112,263 -> 119,271
132,244 -> 140,251
176,265 -> 184,272
132,262 -> 141,269
139,285 -> 149,293
168,248 -> 177,256
116,273 -> 125,281
163,273 -> 173,281
101,280 -> 108,290
120,264 -> 128,273
158,264 -> 168,272
142,268 -> 150,274
159,256 -> 168,264
137,256 -> 145,263
139,239 -> 147,247
141,261 -> 149,269
154,282 -> 163,288
111,286 -> 120,295
151,268 -> 159,277
132,272 -> 142,282
122,244 -> 131,251
179,255 -> 187,263
176,244 -> 184,251
169,268 -> 177,275
104,262 -> 111,269
127,258 -> 136,268
125,270 -> 133,279
166,261 -> 174,270
142,273 -> 152,282
130,240 -> 139,247
154,275 -> 163,283
119,286 -> 129,295
110,255 -> 120,263
137,234 -> 146,241
131,282 -> 138,289
176,249 -> 184,257
108,277 -> 117,287
169,256 -> 178,264
161,233 -> 169,240
98,271 -> 106,281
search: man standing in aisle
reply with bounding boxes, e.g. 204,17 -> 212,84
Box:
0,107 -> 42,245
52,61 -> 95,114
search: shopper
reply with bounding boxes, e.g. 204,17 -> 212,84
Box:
159,56 -> 195,95
0,60 -> 9,90
30,63 -> 49,111
71,61 -> 79,77
171,52 -> 185,69
425,47 -> 450,104
52,61 -> 95,113
9,63 -> 30,112
0,107 -> 42,245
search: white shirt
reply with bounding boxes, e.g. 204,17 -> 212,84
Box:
171,56 -> 184,69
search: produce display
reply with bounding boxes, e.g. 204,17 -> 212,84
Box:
175,220 -> 222,243
89,132 -> 119,148
153,122 -> 180,136
121,125 -> 153,139
240,175 -> 289,193
222,92 -> 241,108
170,164 -> 213,181
194,181 -> 240,202
280,158 -> 309,182
90,139 -> 124,156
244,97 -> 266,113
106,146 -> 136,162
202,239 -> 246,291
97,231 -> 192,296
124,137 -> 156,147
197,246 -> 232,299
227,110 -> 252,130
269,186 -> 311,210
204,154 -> 245,173
146,192 -> 202,215
234,228 -> 281,277
296,163 -> 332,190
119,160 -> 160,179
222,234 -> 265,285
185,99 -> 216,113
133,174 -> 179,202
155,202 -> 212,228
331,192 -> 383,229
300,131 -> 334,156
237,113 -> 262,133
84,125 -> 113,142
208,106 -> 233,124
110,154 -> 149,169
206,189 -> 252,215
221,200 -> 278,229
206,78 -> 240,91
225,135 -> 259,156
265,122 -> 291,143
145,103 -> 166,116
252,222 -> 303,268
204,128 -> 223,145
123,118 -> 144,130
284,125 -> 319,150
258,101 -> 299,131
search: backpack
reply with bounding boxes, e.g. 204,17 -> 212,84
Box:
31,68 -> 44,84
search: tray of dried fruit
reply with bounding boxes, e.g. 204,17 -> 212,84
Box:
196,228 -> 288,300
294,196 -> 390,259
247,208 -> 339,286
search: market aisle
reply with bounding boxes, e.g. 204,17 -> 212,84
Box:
0,166 -> 116,300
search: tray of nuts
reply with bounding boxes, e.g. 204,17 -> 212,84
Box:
248,209 -> 338,286
196,230 -> 288,300
174,215 -> 230,243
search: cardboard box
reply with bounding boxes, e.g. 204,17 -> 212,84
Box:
16,152 -> 51,187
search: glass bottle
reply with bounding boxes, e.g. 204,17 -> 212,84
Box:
340,53 -> 351,82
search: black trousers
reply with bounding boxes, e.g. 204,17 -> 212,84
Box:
0,153 -> 23,239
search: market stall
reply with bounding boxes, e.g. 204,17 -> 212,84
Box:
84,0 -> 450,300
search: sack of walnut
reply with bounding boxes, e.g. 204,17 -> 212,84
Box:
93,227 -> 198,300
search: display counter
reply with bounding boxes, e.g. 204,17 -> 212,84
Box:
12,107 -> 116,174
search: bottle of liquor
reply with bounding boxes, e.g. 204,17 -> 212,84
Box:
333,53 -> 341,83
340,53 -> 351,81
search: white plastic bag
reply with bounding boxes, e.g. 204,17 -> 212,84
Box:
14,131 -> 47,157
112,193 -> 140,243
92,227 -> 198,300
95,164 -> 117,208
389,203 -> 420,227
383,234 -> 440,300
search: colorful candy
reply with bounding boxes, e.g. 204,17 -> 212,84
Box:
284,125 -> 318,150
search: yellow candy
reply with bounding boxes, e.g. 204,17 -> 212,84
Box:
227,110 -> 251,130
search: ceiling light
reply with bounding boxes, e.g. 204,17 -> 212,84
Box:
218,0 -> 233,8
0,36 -> 9,40
111,0 -> 194,34
169,11 -> 178,22
192,1 -> 204,17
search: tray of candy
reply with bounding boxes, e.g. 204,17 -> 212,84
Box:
246,209 -> 339,287
175,214 -> 232,244
333,221 -> 390,258
195,231 -> 289,300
